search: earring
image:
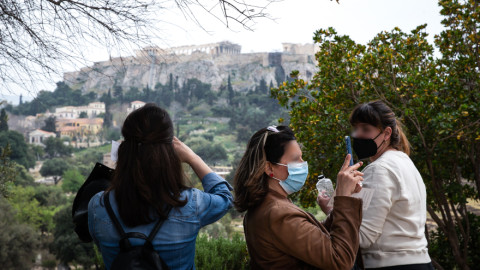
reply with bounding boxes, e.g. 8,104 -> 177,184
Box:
269,173 -> 274,177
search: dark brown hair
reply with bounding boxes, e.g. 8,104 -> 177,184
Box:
349,100 -> 410,155
108,103 -> 188,227
233,126 -> 296,212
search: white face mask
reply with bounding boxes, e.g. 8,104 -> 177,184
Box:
272,161 -> 309,195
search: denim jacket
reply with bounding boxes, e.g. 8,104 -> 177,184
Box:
88,172 -> 233,270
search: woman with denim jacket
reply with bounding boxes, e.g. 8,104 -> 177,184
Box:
88,103 -> 233,270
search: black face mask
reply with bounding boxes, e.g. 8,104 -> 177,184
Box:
352,132 -> 384,160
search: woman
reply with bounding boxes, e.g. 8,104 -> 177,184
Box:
233,125 -> 364,270
88,103 -> 233,270
349,101 -> 433,270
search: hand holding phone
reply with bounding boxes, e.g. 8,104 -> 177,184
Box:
345,136 -> 354,166
345,135 -> 363,187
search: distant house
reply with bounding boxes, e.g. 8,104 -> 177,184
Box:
56,118 -> 104,138
29,129 -> 56,146
54,102 -> 106,119
127,101 -> 146,114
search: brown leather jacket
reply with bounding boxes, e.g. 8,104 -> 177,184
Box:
244,186 -> 363,270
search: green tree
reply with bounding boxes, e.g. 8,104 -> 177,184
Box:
30,143 -> 44,161
195,143 -> 228,166
104,127 -> 121,141
0,108 -> 8,131
256,78 -> 268,94
0,131 -> 35,169
44,137 -> 72,158
79,111 -> 88,118
33,185 -> 67,208
0,197 -> 40,270
7,185 -> 57,233
227,75 -> 235,106
42,116 -> 56,133
50,205 -> 98,269
40,158 -> 70,185
13,163 -> 34,187
271,19 -> 480,270
113,85 -> 124,104
0,145 -> 16,197
124,86 -> 142,103
62,169 -> 84,193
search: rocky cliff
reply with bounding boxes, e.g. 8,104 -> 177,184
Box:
63,42 -> 318,94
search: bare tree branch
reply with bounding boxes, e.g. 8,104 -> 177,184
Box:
0,0 -> 278,95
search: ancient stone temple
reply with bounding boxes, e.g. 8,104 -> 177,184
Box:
137,41 -> 241,58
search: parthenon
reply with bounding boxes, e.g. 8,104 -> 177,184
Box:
137,41 -> 241,58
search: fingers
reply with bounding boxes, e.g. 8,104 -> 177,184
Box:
348,160 -> 364,172
341,154 -> 352,171
353,183 -> 363,194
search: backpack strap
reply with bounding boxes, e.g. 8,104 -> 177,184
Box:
147,205 -> 172,243
104,192 -> 171,249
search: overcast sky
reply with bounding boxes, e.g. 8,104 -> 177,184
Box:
2,0 -> 444,105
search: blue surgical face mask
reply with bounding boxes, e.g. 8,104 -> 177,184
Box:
272,161 -> 309,195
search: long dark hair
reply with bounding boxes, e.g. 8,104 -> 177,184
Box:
233,126 -> 296,212
349,100 -> 411,155
108,103 -> 188,227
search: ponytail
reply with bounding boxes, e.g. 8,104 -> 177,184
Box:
395,119 -> 410,156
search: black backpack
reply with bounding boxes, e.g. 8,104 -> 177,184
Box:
104,192 -> 171,270
72,162 -> 113,242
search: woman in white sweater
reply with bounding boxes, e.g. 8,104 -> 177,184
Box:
349,101 -> 433,270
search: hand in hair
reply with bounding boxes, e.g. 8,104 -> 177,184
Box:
336,154 -> 364,197
173,136 -> 196,164
173,136 -> 213,180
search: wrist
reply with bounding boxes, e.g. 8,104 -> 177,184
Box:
335,188 -> 350,197
186,154 -> 201,166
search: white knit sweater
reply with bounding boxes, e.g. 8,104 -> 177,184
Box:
359,150 -> 431,268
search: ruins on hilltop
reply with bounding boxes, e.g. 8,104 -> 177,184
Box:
64,41 -> 319,94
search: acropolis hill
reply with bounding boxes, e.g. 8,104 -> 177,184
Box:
63,41 -> 319,94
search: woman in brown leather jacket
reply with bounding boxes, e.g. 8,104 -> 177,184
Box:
233,126 -> 364,270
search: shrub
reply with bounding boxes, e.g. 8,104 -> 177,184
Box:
195,234 -> 249,270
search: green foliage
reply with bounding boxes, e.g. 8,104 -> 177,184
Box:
0,108 -> 8,131
104,127 -> 121,141
7,82 -> 94,116
0,130 -> 35,169
30,143 -> 44,161
196,144 -> 228,165
62,169 -> 84,193
429,212 -> 480,268
79,111 -> 88,118
195,234 -> 250,270
42,116 -> 57,133
7,185 -> 59,233
50,205 -> 97,268
33,185 -> 67,207
44,136 -> 73,158
124,86 -> 142,103
0,197 -> 40,270
13,163 -> 35,187
40,158 -> 71,184
271,2 -> 480,267
0,144 -> 16,197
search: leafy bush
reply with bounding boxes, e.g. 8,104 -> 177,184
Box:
195,234 -> 249,270
429,212 -> 480,269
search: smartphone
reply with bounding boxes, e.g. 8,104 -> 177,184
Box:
345,136 -> 354,166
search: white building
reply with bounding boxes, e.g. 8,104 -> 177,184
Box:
127,101 -> 146,114
29,129 -> 56,146
54,102 -> 105,119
